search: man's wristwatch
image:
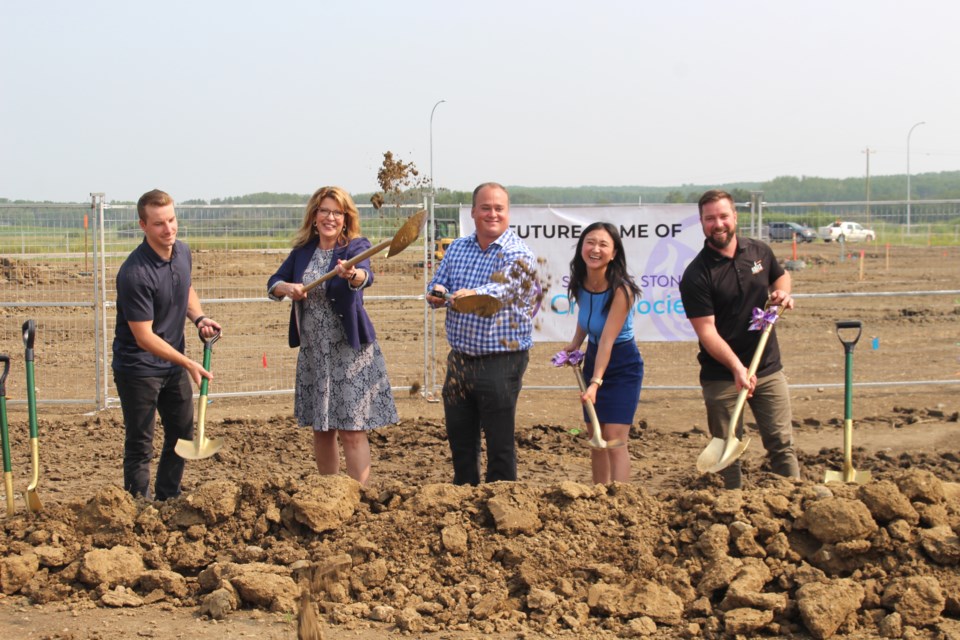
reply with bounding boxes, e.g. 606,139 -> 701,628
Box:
590,377 -> 603,387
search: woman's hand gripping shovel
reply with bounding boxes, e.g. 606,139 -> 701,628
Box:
301,209 -> 426,295
824,321 -> 871,484
22,320 -> 42,513
1,354 -> 14,517
696,303 -> 786,474
551,350 -> 624,449
175,328 -> 224,460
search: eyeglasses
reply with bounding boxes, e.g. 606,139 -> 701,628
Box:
317,208 -> 345,220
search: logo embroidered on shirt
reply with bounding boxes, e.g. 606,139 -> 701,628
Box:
751,260 -> 764,275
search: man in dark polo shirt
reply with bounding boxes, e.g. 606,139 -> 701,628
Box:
679,189 -> 799,489
113,189 -> 221,500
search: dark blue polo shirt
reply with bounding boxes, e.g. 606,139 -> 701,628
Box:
679,236 -> 785,381
112,239 -> 192,376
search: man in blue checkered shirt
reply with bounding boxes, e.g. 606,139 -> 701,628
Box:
426,182 -> 538,485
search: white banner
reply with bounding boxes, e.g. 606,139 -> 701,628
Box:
458,205 -> 704,343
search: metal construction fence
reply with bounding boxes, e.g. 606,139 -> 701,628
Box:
1,197 -> 958,410
744,198 -> 960,244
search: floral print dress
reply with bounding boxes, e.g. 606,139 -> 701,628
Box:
294,247 -> 398,431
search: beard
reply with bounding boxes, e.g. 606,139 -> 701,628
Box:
706,224 -> 736,250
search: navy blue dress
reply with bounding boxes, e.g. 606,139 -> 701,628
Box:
577,288 -> 644,425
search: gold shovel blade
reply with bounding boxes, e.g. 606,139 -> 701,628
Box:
824,467 -> 872,484
175,395 -> 223,460
696,437 -> 726,473
387,209 -> 426,257
707,436 -> 751,474
5,473 -> 16,517
450,294 -> 501,318
174,436 -> 224,461
25,438 -> 42,513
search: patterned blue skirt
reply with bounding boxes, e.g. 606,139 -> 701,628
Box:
582,340 -> 643,425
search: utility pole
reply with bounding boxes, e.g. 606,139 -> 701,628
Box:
862,147 -> 876,223
907,121 -> 925,234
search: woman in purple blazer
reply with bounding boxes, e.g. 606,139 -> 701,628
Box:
268,186 -> 397,485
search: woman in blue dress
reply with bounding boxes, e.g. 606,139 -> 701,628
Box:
562,222 -> 644,483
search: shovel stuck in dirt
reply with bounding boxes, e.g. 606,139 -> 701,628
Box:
824,320 -> 872,484
571,367 -> 624,450
175,329 -> 224,461
22,320 -> 42,513
696,304 -> 786,474
1,354 -> 14,517
302,209 -> 427,294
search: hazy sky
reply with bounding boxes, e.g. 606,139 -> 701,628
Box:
2,0 -> 958,203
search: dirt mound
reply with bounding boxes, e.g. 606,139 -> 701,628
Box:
2,466 -> 959,639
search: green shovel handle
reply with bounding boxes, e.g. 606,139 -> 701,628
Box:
0,354 -> 9,396
0,354 -> 10,474
197,328 -> 221,397
22,321 -> 39,440
835,320 -> 861,421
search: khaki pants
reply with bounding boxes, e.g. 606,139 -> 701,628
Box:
702,370 -> 800,489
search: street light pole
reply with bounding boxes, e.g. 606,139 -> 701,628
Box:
426,99 -> 445,401
430,99 -> 446,195
906,121 -> 925,235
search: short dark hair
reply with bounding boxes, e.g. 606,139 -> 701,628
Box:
697,189 -> 735,216
137,189 -> 173,222
472,182 -> 509,208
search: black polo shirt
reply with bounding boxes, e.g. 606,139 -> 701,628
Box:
112,239 -> 192,376
679,236 -> 785,381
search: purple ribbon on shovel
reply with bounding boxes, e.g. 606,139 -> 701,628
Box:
551,349 -> 585,367
748,306 -> 781,331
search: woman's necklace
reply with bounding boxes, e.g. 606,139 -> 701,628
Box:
585,273 -> 608,292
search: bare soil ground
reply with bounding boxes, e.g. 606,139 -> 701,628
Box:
1,244 -> 959,639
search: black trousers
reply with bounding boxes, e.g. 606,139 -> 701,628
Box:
442,350 -> 528,486
115,369 -> 194,500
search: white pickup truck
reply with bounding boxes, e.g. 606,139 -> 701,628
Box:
818,221 -> 876,243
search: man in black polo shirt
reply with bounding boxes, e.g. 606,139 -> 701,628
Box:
679,189 -> 800,489
112,189 -> 221,500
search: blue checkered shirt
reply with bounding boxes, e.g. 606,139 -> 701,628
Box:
429,229 -> 537,356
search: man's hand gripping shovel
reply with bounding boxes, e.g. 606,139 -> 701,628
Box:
175,328 -> 223,460
696,303 -> 786,474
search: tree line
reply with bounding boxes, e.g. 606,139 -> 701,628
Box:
3,171 -> 960,206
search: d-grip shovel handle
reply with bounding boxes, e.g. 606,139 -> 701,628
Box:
23,320 -> 36,359
0,354 -> 9,395
835,320 -> 862,353
197,328 -> 221,397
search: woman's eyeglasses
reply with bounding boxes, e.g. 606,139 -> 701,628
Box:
317,208 -> 345,219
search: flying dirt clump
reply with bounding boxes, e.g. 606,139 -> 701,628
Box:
2,468 -> 959,638
370,151 -> 426,211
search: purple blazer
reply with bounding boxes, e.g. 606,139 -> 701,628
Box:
267,237 -> 377,351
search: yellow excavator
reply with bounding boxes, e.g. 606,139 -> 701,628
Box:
434,237 -> 454,261
432,219 -> 458,263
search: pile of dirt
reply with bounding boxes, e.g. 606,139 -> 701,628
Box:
2,467 -> 959,639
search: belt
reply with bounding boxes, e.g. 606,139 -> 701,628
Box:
453,350 -> 526,361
